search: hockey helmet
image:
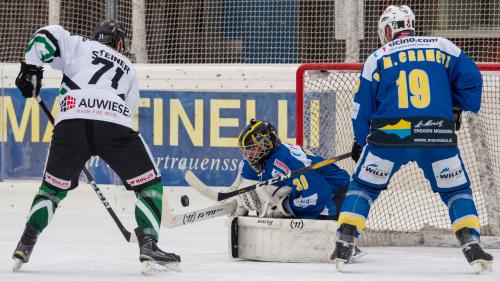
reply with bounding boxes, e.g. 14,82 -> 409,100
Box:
377,5 -> 415,45
238,119 -> 280,173
94,20 -> 128,52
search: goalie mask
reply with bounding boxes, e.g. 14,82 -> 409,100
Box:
94,20 -> 128,53
238,119 -> 280,174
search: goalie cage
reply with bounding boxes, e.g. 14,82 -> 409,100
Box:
296,63 -> 500,248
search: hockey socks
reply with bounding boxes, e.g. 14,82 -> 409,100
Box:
134,183 -> 163,241
337,181 -> 380,232
439,188 -> 480,237
26,184 -> 67,232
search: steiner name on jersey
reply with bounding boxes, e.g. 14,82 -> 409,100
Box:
92,49 -> 131,74
56,89 -> 133,129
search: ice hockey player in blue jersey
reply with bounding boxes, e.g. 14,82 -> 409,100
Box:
232,119 -> 351,221
331,5 -> 493,273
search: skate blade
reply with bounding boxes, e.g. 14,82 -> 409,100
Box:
470,260 -> 492,274
349,250 -> 367,263
141,260 -> 181,275
334,259 -> 347,272
12,258 -> 24,272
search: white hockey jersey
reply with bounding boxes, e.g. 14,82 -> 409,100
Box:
24,25 -> 139,129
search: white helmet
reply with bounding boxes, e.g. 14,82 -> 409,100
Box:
377,5 -> 415,45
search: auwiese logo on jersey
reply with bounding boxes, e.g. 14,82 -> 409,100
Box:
60,94 -> 131,118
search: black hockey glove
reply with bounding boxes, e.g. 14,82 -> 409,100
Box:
15,60 -> 43,99
351,141 -> 363,163
453,107 -> 463,131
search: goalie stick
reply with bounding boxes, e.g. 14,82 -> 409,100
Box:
186,151 -> 352,201
162,200 -> 237,228
36,96 -> 137,243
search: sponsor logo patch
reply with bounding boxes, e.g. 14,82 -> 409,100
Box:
293,193 -> 318,208
60,95 -> 131,118
432,155 -> 467,188
377,119 -> 412,139
126,170 -> 156,187
44,172 -> 71,189
60,95 -> 77,112
358,152 -> 394,185
273,159 -> 290,174
77,97 -> 131,118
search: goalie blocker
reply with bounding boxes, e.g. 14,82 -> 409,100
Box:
227,216 -> 337,263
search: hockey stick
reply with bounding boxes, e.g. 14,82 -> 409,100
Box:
162,200 -> 237,228
35,96 -> 137,243
186,151 -> 352,201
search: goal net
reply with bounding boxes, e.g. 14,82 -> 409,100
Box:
1,1 -> 499,64
296,63 -> 500,247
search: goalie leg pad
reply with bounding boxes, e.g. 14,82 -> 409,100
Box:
228,216 -> 337,263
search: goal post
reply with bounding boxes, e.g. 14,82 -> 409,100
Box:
296,63 -> 500,247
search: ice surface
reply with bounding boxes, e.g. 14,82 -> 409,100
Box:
1,182 -> 499,281
0,212 -> 499,281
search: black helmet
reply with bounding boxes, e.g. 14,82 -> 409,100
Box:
93,20 -> 127,52
238,119 -> 280,173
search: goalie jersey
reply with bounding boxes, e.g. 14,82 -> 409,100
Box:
24,25 -> 139,129
240,143 -> 350,219
352,36 -> 482,147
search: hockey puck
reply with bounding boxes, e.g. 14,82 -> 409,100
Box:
180,195 -> 189,207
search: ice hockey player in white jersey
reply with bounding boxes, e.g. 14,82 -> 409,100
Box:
12,20 -> 180,274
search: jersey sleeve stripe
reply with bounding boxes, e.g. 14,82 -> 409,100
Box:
62,74 -> 81,90
36,29 -> 61,57
25,29 -> 61,63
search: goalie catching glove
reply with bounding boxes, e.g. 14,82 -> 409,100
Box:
229,175 -> 293,218
15,59 -> 43,99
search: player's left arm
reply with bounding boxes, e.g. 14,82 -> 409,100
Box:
16,25 -> 72,99
448,47 -> 483,113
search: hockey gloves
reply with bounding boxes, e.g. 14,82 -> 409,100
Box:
15,60 -> 43,99
351,141 -> 363,163
453,107 -> 463,131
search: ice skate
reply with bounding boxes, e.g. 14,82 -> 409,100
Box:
135,228 -> 181,275
331,223 -> 357,272
12,225 -> 40,272
456,227 -> 493,274
348,245 -> 366,263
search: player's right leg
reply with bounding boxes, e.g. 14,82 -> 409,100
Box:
12,185 -> 68,271
417,147 -> 493,273
12,120 -> 91,272
94,121 -> 180,274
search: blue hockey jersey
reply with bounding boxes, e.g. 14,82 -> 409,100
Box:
240,143 -> 350,219
352,36 -> 482,147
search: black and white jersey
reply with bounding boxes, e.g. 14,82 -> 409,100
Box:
25,25 -> 139,129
